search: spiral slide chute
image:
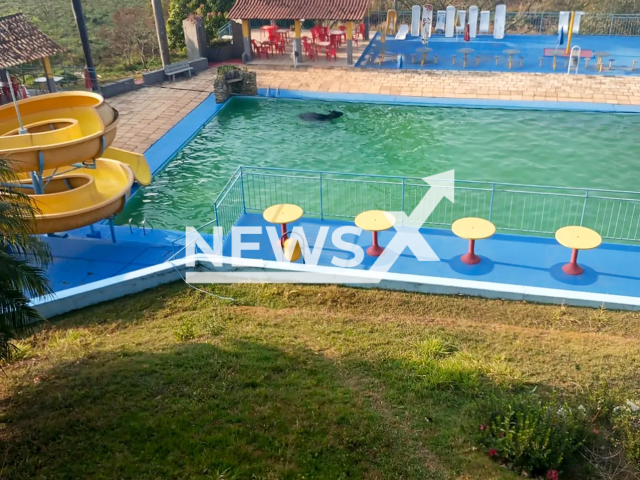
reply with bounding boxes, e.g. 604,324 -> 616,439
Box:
0,92 -> 152,234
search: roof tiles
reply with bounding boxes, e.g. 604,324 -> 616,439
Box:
229,0 -> 369,21
0,13 -> 63,69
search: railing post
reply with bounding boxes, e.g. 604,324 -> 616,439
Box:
489,184 -> 496,221
401,177 -> 405,216
239,166 -> 246,213
580,191 -> 589,226
539,12 -> 544,34
214,203 -> 219,228
609,15 -> 614,36
319,173 -> 324,220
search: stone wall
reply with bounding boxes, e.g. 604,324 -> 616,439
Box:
214,69 -> 257,103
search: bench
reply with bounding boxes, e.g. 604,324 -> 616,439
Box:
164,61 -> 194,82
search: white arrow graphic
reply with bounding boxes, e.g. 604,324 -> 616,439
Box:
391,169 -> 455,228
367,170 -> 455,276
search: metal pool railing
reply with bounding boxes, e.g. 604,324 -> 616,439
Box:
208,167 -> 640,244
367,11 -> 640,36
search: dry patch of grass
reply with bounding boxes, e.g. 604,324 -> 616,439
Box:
0,283 -> 638,479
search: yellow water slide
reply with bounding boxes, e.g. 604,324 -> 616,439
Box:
0,92 -> 151,234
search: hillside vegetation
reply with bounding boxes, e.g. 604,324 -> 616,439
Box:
2,0 -> 637,76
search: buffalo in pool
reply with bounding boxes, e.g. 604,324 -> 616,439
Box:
298,110 -> 344,121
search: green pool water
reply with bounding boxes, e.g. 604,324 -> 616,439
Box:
119,97 -> 640,231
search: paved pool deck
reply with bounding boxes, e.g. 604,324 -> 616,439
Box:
358,33 -> 640,76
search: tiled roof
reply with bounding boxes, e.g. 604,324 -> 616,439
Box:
0,13 -> 63,69
229,0 -> 369,21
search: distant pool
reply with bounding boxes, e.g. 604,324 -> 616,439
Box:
119,97 -> 640,230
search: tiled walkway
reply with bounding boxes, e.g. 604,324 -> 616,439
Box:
110,65 -> 640,154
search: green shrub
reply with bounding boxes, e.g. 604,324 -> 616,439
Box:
479,394 -> 589,476
167,0 -> 234,49
200,310 -> 226,336
209,38 -> 231,48
614,405 -> 640,468
174,318 -> 196,341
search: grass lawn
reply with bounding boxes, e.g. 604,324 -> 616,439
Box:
1,284 -> 639,479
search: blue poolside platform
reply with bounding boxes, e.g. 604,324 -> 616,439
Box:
357,33 -> 640,75
230,213 -> 640,299
39,212 -> 640,310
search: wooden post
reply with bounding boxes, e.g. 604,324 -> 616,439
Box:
41,57 -> 56,93
346,21 -> 354,65
241,19 -> 252,63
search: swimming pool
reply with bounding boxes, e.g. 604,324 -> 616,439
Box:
119,97 -> 640,231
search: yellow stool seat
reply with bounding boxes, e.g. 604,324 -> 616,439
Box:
263,204 -> 303,225
451,217 -> 496,265
451,217 -> 496,240
555,226 -> 602,276
355,210 -> 395,257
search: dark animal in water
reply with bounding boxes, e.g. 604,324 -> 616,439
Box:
298,110 -> 344,121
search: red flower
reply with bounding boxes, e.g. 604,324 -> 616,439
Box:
489,449 -> 497,457
593,428 -> 599,435
546,470 -> 559,480
480,424 -> 486,431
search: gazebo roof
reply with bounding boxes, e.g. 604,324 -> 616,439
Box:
229,0 -> 368,21
0,13 -> 63,69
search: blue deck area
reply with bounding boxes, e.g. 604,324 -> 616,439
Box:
42,226 -> 181,292
357,33 -> 640,75
231,213 -> 640,298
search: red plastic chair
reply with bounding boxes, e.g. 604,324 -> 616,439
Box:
358,23 -> 365,39
269,35 -> 286,55
302,38 -> 317,61
251,40 -> 270,58
326,46 -> 337,61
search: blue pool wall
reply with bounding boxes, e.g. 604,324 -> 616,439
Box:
37,88 -> 640,312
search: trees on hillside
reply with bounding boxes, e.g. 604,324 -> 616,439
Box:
101,6 -> 159,70
167,0 -> 236,49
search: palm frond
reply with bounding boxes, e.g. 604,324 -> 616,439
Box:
0,250 -> 52,298
0,288 -> 43,362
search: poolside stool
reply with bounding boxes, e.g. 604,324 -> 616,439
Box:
411,54 -> 415,64
452,218 -> 496,265
632,60 -> 637,71
520,57 -> 524,67
476,55 -> 480,66
495,56 -> 500,66
263,203 -> 304,244
452,54 -> 456,65
421,53 -> 427,67
434,55 -> 438,64
539,57 -> 544,67
584,58 -> 590,69
355,210 -> 396,257
608,59 -> 615,70
555,226 -> 602,276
